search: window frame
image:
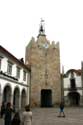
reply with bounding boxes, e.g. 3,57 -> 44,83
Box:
16,66 -> 20,79
0,56 -> 3,70
7,61 -> 13,75
23,70 -> 26,81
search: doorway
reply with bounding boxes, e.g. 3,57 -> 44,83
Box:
68,92 -> 80,106
41,89 -> 52,107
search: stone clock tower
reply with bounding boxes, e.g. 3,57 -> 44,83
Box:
25,20 -> 61,107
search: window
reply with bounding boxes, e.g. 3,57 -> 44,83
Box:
7,62 -> 12,75
23,70 -> 26,81
16,66 -> 20,78
70,78 -> 76,89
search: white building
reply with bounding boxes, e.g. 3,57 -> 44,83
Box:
62,68 -> 83,106
0,45 -> 31,111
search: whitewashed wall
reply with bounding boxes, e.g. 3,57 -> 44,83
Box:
63,72 -> 82,96
0,54 -> 30,109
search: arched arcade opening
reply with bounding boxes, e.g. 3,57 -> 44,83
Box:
68,92 -> 80,106
21,89 -> 26,110
13,87 -> 20,111
3,85 -> 12,104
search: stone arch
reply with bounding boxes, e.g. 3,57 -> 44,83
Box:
21,89 -> 27,110
13,87 -> 20,111
3,84 -> 12,104
68,91 -> 80,106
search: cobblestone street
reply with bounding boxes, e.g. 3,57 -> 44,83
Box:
0,107 -> 83,125
32,107 -> 83,125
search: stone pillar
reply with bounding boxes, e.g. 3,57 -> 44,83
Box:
10,94 -> 13,107
27,88 -> 29,105
19,94 -> 21,111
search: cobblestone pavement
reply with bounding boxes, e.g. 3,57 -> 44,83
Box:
32,107 -> 83,125
0,107 -> 83,125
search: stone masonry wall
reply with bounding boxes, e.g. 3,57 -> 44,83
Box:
25,35 -> 61,107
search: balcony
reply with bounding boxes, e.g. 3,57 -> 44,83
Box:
68,87 -> 77,91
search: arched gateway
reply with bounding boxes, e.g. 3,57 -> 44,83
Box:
68,92 -> 80,106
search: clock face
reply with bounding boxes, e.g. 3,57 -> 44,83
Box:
43,43 -> 49,48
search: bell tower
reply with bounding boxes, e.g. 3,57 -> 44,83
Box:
25,21 -> 61,107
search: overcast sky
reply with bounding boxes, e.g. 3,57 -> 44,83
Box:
0,0 -> 83,73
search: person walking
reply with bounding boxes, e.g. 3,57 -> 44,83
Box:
4,102 -> 14,125
58,102 -> 65,117
22,105 -> 32,125
11,112 -> 20,125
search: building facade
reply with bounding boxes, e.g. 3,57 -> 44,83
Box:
0,45 -> 31,111
25,21 -> 61,107
63,68 -> 83,106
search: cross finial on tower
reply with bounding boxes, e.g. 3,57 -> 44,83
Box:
38,18 -> 45,36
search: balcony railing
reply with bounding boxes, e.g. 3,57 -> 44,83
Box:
68,87 -> 77,91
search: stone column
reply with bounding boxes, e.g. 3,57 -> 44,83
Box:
27,88 -> 29,105
10,94 -> 13,107
19,94 -> 21,111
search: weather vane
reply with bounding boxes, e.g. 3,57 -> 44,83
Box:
41,18 -> 44,23
39,18 -> 45,35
